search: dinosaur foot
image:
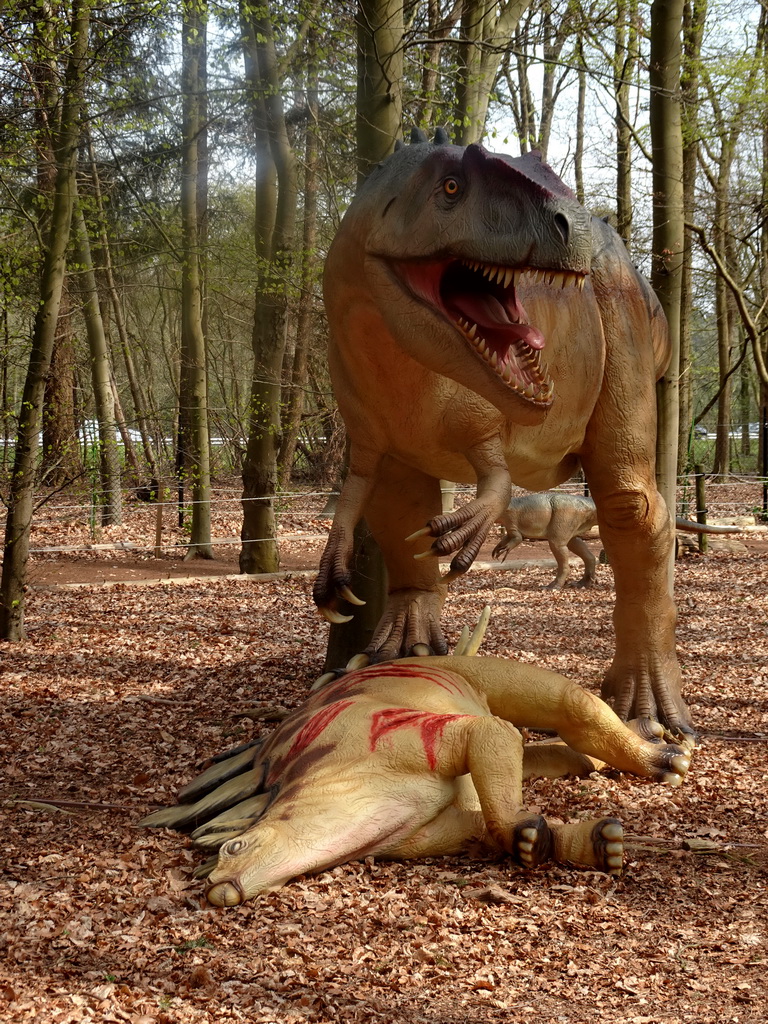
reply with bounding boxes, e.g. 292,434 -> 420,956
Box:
512,814 -> 554,869
601,670 -> 698,745
581,818 -> 624,875
311,604 -> 491,691
513,816 -> 624,875
552,818 -> 624,875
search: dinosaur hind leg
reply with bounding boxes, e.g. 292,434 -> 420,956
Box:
567,536 -> 596,586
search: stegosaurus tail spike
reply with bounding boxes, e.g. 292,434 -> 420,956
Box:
138,771 -> 263,832
453,605 -> 491,657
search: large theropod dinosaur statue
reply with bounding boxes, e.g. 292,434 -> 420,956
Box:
313,129 -> 693,736
141,654 -> 691,905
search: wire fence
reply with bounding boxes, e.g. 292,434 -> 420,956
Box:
19,474 -> 768,558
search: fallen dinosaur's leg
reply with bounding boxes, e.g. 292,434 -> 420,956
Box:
428,656 -> 691,782
141,656 -> 691,906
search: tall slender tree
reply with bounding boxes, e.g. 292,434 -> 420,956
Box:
1,0 -> 91,640
649,0 -> 685,534
72,199 -> 122,525
239,2 -> 300,573
179,0 -> 214,559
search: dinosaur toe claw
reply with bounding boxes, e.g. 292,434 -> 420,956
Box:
311,671 -> 338,692
345,653 -> 371,671
594,818 -> 624,875
318,606 -> 354,625
410,643 -> 432,657
405,526 -> 434,543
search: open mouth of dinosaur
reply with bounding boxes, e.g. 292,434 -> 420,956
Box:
392,258 -> 586,405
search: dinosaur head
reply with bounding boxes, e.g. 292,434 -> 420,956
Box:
205,825 -> 287,906
347,137 -> 593,423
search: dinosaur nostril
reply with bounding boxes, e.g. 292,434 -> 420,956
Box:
554,212 -> 569,246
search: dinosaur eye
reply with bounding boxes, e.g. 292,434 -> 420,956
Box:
443,177 -> 460,197
223,839 -> 245,856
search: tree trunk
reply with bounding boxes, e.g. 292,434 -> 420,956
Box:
0,0 -> 90,640
239,4 -> 298,574
455,0 -> 531,145
650,0 -> 685,537
615,0 -> 638,249
678,0 -> 706,473
72,201 -> 123,525
278,35 -> 319,490
86,131 -> 158,481
180,0 -> 213,559
33,3 -> 81,485
41,282 -> 81,484
574,46 -> 586,204
356,0 -> 404,178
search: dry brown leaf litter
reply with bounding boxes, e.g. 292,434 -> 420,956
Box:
1,529 -> 767,1024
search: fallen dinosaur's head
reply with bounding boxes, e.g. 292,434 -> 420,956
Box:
344,132 -> 594,422
204,825 -> 285,906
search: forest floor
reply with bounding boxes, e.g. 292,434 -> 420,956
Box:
2,490 -> 768,1024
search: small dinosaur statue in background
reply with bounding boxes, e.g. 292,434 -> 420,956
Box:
493,492 -> 599,588
493,491 -> 742,589
140,652 -> 691,906
313,129 -> 708,736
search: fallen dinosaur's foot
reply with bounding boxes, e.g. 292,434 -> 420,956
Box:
513,814 -> 553,868
589,818 -> 625,875
512,815 -> 624,875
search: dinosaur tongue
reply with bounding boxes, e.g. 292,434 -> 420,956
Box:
447,292 -> 545,351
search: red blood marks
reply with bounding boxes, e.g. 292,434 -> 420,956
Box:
349,662 -> 465,696
285,700 -> 353,762
369,707 -> 465,770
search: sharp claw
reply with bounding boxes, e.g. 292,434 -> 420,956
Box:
311,671 -> 337,692
405,526 -> 433,543
338,585 -> 365,606
440,568 -> 464,583
345,653 -> 370,671
413,549 -> 436,561
318,607 -> 354,625
411,643 -> 432,657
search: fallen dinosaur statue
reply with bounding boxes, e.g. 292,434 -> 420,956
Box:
140,654 -> 691,906
493,491 -> 741,589
314,129 -> 701,736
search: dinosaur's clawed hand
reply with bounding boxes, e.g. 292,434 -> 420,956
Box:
408,500 -> 502,579
313,547 -> 366,624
